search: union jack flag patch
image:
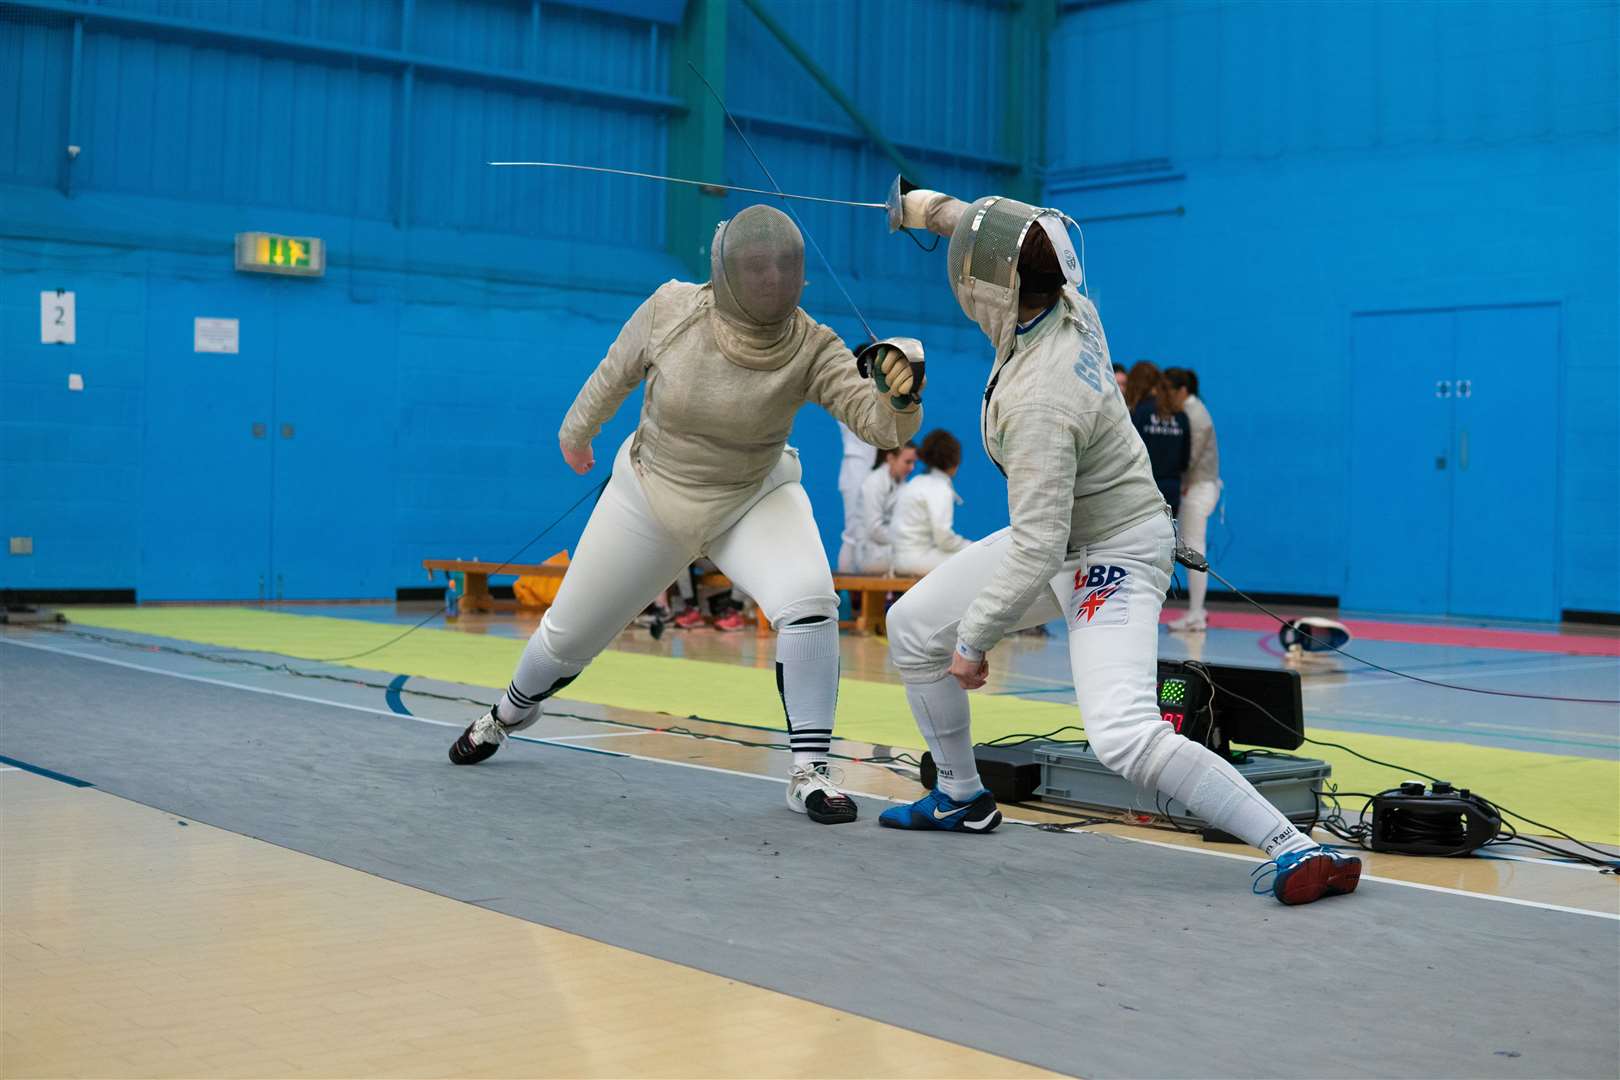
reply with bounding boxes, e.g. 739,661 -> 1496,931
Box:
1068,564 -> 1131,628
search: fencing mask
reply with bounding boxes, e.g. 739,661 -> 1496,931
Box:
709,204 -> 807,369
947,196 -> 1083,352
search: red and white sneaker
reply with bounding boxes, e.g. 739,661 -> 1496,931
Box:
713,610 -> 747,632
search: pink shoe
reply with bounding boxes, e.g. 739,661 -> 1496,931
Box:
713,610 -> 746,632
672,608 -> 708,630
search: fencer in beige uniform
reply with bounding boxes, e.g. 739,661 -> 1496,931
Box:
449,205 -> 924,824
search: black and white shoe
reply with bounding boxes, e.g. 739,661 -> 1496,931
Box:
786,763 -> 859,824
448,710 -> 514,765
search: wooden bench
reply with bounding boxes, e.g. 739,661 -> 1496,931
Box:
422,559 -> 919,637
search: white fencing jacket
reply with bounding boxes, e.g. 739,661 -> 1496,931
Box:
853,465 -> 901,571
891,471 -> 970,573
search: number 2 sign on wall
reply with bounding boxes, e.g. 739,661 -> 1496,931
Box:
40,290 -> 76,345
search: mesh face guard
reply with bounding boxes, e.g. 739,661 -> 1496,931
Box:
945,196 -> 1084,348
948,196 -> 1032,294
711,204 -> 806,327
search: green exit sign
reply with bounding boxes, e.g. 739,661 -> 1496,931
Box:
235,232 -> 325,277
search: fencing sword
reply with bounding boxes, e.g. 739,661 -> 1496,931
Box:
486,160 -> 887,210
684,62 -> 882,343
491,65 -> 921,350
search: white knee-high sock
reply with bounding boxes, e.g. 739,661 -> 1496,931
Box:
497,630 -> 585,731
906,675 -> 981,801
1152,738 -> 1315,857
776,617 -> 840,767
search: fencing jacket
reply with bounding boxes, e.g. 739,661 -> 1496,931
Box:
1182,393 -> 1221,487
559,281 -> 922,553
891,471 -> 971,572
902,188 -> 1168,653
853,465 -> 902,571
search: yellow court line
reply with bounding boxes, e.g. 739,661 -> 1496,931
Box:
54,607 -> 1620,845
0,771 -> 1062,1080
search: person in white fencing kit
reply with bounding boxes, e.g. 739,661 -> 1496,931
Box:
852,441 -> 916,573
1163,367 -> 1220,632
890,429 -> 972,575
835,420 -> 878,573
449,204 -> 926,825
877,188 -> 1360,904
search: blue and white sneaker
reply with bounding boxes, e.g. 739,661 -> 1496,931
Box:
879,789 -> 1002,833
1252,846 -> 1362,905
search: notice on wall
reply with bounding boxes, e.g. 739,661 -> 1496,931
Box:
194,317 -> 239,354
40,290 -> 75,344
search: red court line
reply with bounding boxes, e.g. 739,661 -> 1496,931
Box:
1163,610 -> 1620,657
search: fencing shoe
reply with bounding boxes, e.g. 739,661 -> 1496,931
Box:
449,709 -> 521,765
1168,611 -> 1208,632
1252,846 -> 1362,905
878,788 -> 1002,833
786,762 -> 859,824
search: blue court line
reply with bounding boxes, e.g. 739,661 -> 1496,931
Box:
512,734 -> 629,757
379,673 -> 626,757
385,674 -> 413,716
0,753 -> 94,788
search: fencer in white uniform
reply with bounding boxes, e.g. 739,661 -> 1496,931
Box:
836,421 -> 877,573
1165,368 -> 1221,631
851,442 -> 916,573
448,205 -> 925,825
876,189 -> 1360,904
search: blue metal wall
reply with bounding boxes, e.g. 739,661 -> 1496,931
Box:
0,0 -> 1019,599
1046,0 -> 1619,617
15,0 -> 1605,618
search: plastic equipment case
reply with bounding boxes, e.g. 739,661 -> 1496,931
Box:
1033,742 -> 1329,829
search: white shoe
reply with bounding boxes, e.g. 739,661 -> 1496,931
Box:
786,763 -> 859,824
448,707 -> 539,765
448,709 -> 511,765
1169,611 -> 1208,632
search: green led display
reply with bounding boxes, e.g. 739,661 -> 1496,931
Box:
1160,677 -> 1187,706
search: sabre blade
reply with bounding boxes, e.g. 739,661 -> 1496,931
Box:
684,64 -> 878,344
486,161 -> 885,209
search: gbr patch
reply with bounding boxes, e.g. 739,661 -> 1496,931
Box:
1066,564 -> 1131,628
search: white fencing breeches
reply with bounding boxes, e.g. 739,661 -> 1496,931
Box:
888,513 -> 1180,788
497,443 -> 840,741
1177,480 -> 1220,616
886,510 -> 1310,856
892,545 -> 960,576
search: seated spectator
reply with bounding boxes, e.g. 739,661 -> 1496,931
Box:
892,430 -> 972,575
853,441 -> 917,573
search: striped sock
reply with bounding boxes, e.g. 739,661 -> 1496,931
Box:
775,616 -> 840,767
495,628 -> 583,730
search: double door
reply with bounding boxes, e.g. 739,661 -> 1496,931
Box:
140,277 -> 395,601
1345,305 -> 1560,620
